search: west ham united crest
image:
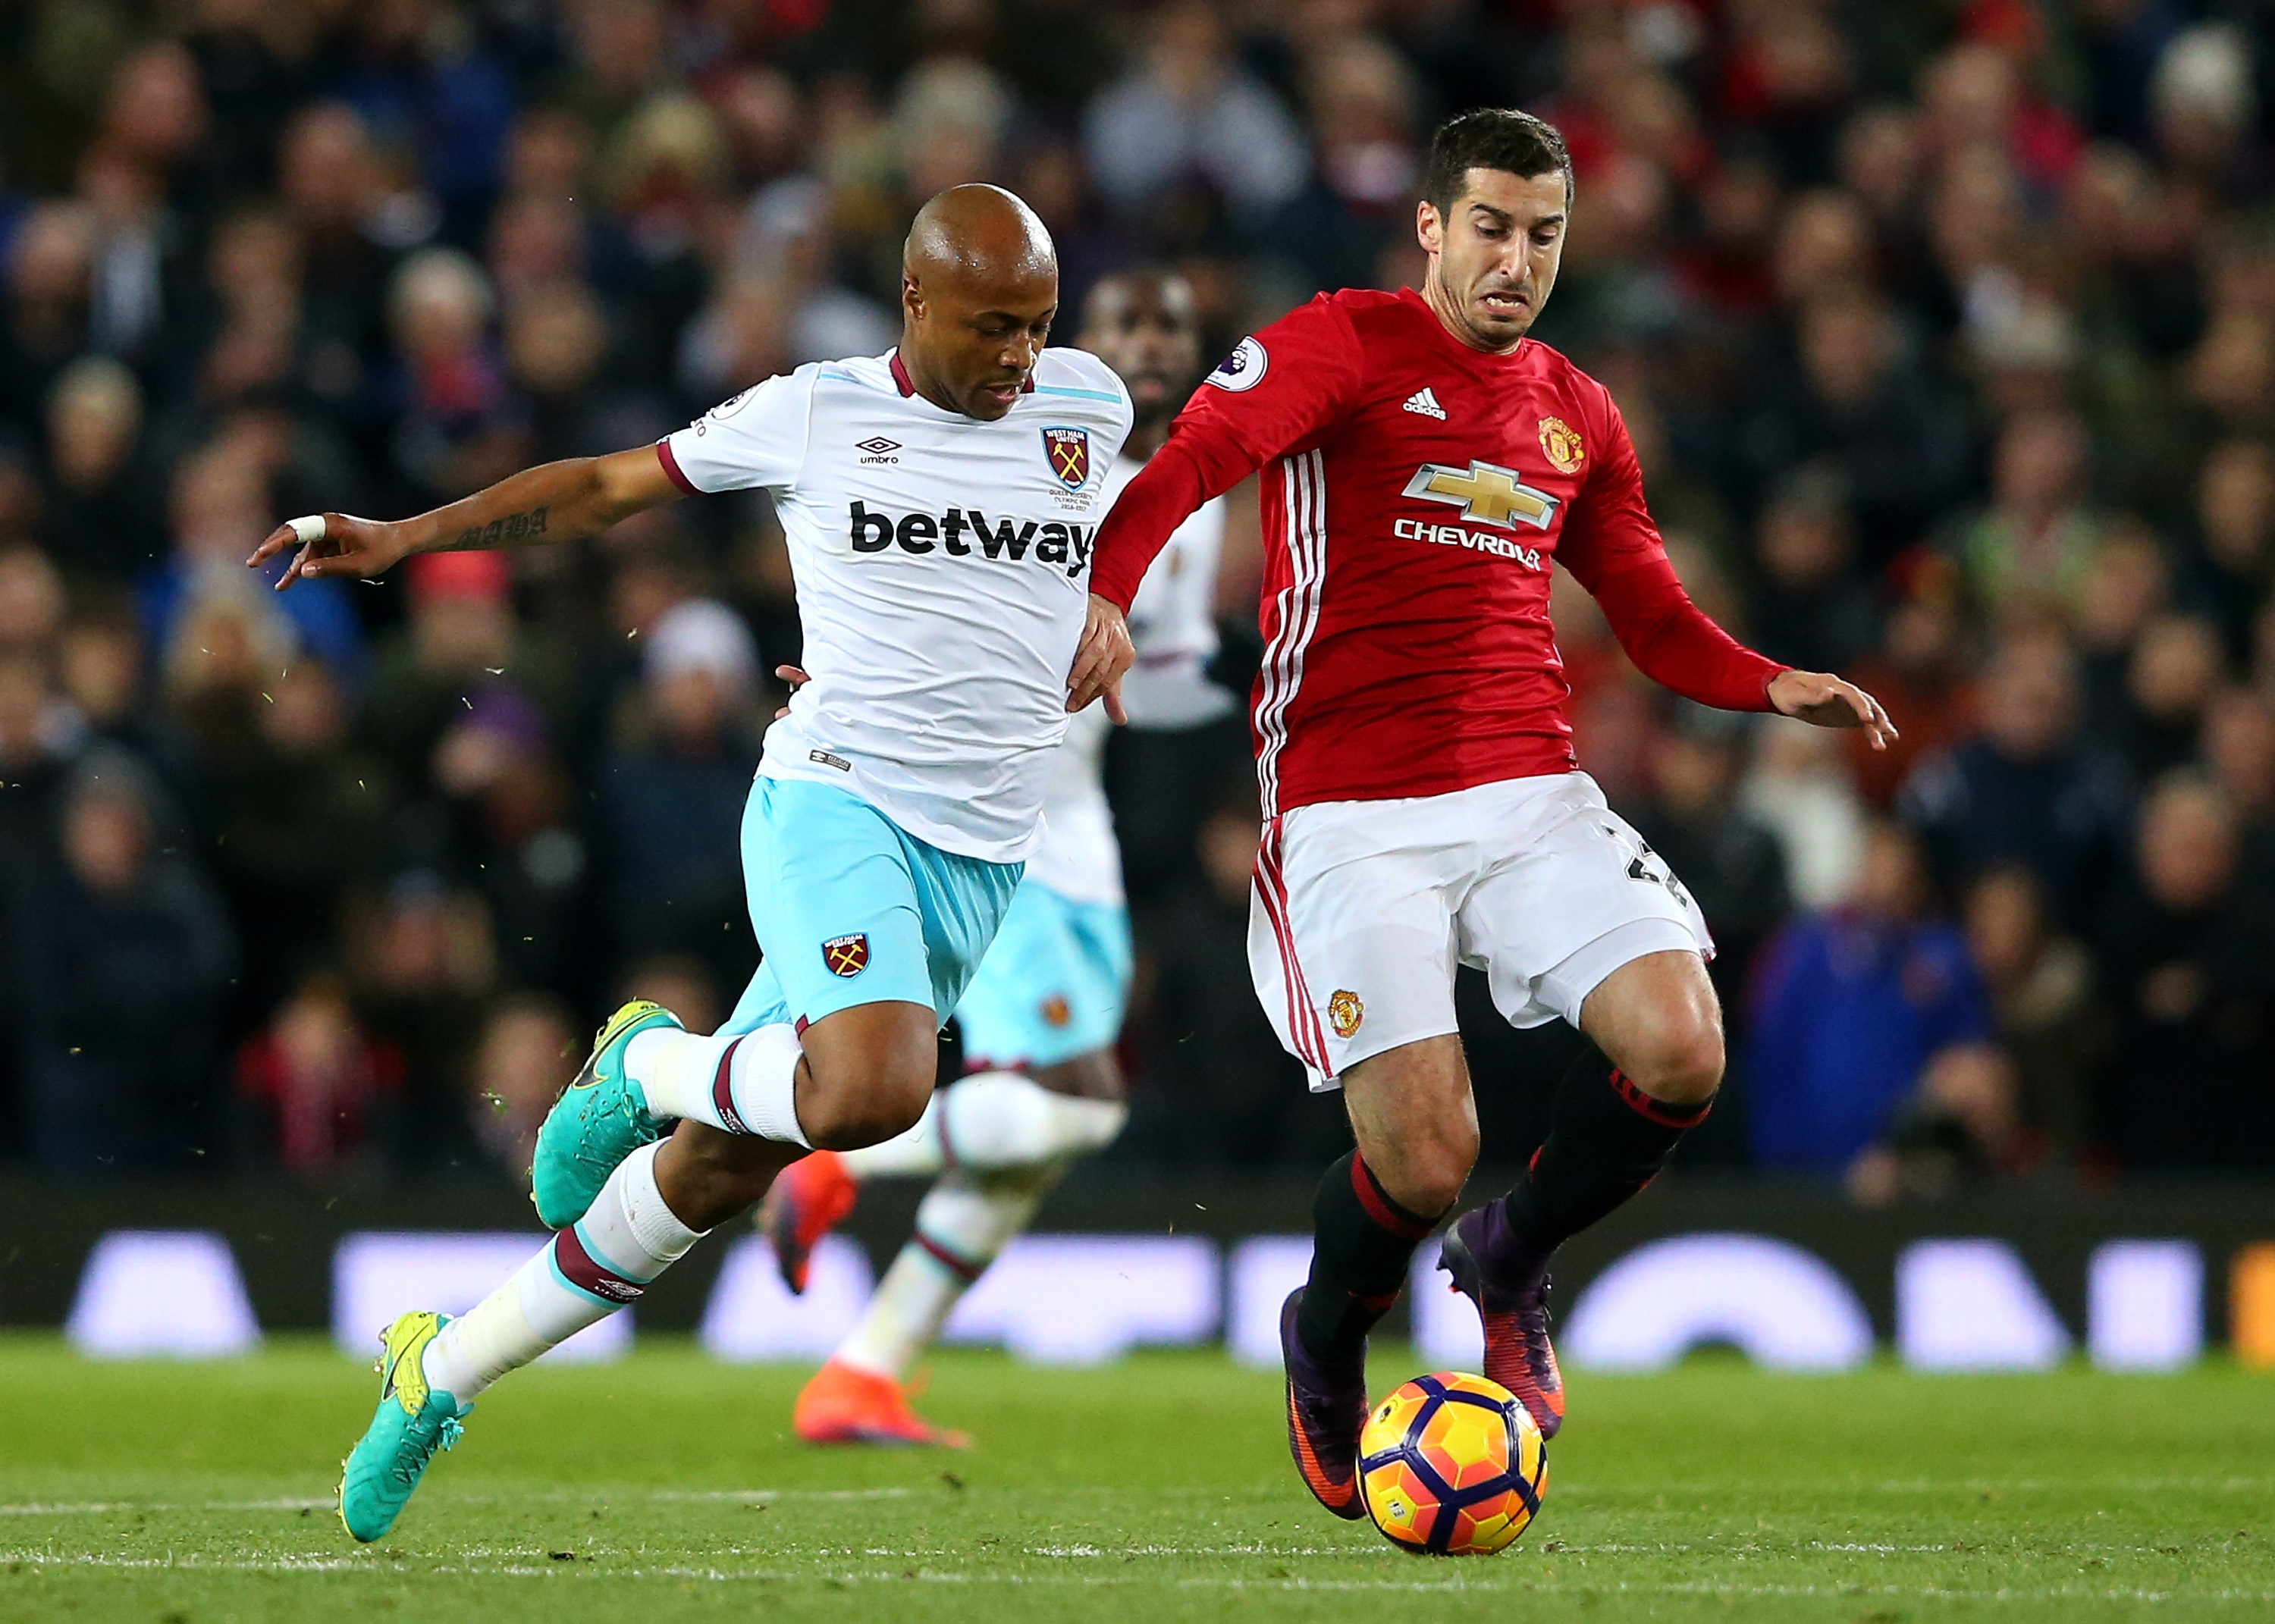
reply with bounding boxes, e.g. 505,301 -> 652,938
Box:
822,933 -> 870,977
1042,425 -> 1090,491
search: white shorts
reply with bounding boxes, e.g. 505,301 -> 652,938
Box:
1248,772 -> 1713,1091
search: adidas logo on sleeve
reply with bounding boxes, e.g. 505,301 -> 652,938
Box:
1403,387 -> 1448,419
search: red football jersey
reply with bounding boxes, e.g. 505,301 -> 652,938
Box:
1089,287 -> 1784,815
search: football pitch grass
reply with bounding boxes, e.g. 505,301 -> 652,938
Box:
0,1335 -> 2269,1622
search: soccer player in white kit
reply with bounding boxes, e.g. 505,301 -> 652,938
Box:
758,270 -> 1227,1445
249,187 -> 1140,1542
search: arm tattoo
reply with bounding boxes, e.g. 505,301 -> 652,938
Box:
447,506 -> 550,550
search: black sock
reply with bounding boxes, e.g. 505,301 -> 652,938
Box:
1296,1151 -> 1443,1367
1480,1044 -> 1713,1288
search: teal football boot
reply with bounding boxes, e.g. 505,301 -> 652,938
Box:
530,1000 -> 682,1229
339,1311 -> 468,1543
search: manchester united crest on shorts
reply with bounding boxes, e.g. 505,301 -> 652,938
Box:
822,933 -> 870,977
1328,989 -> 1364,1039
1042,425 -> 1090,491
1537,415 -> 1585,475
1040,992 -> 1072,1028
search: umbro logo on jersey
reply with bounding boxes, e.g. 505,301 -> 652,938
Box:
1401,459 -> 1559,531
856,436 -> 900,464
1402,388 -> 1447,419
847,501 -> 1094,577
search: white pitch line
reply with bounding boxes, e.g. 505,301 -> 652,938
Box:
3,1550 -> 2272,1604
0,1487 -> 912,1519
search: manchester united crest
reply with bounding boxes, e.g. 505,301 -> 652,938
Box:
1042,425 -> 1090,491
1040,993 -> 1072,1029
1328,989 -> 1364,1039
1537,415 -> 1586,475
821,933 -> 870,977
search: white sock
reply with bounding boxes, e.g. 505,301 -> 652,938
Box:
839,1071 -> 1127,1178
422,1143 -> 703,1400
834,1166 -> 1056,1381
626,1022 -> 810,1146
839,1093 -> 946,1177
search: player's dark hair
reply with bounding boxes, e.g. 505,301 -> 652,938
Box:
1422,108 -> 1574,216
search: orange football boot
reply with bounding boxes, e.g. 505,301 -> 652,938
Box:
793,1357 -> 970,1447
759,1149 -> 858,1294
1280,1289 -> 1367,1519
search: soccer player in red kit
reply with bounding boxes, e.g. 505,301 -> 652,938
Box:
1065,109 -> 1896,1519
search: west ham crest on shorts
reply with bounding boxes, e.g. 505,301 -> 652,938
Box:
1042,425 -> 1090,491
822,933 -> 870,977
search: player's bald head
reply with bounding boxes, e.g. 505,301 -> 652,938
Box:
899,185 -> 1061,422
903,184 -> 1056,292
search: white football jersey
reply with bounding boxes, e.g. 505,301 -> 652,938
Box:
663,348 -> 1133,864
1022,469 -> 1232,907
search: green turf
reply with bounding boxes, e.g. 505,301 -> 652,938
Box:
0,1334 -> 2268,1622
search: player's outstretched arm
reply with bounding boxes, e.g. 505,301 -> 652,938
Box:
1767,669 -> 1899,751
246,446 -> 684,591
1065,593 -> 1134,723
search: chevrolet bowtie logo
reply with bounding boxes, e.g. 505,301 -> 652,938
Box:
1401,460 -> 1560,531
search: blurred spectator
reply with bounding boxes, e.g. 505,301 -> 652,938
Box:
42,356 -> 162,579
1739,716 -> 1866,911
194,659 -> 391,1012
142,437 -> 366,689
1944,409 -> 2105,623
429,682 -> 590,1002
1630,710 -> 1790,1012
57,611 -> 196,808
387,247 -> 523,503
0,204 -> 96,435
2093,772 -> 2275,1168
1963,866 -> 2094,1157
1743,464 -> 1878,675
2176,437 -> 2275,663
1084,0 -> 1308,234
13,751 -> 237,1177
1746,820 -> 1993,1177
2203,686 -> 2275,892
345,870 -> 496,1177
1844,591 -> 1975,806
2073,522 -> 2173,723
235,972 -> 401,1177
598,598 -> 763,992
468,992 -> 579,1179
1847,1045 -> 2032,1204
2117,613 -> 2226,781
362,549 -> 566,796
1735,284 -> 1967,566
1898,629 -> 2132,928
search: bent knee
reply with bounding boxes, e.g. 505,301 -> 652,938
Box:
1364,1121 -> 1477,1218
797,1003 -> 939,1149
1623,1015 -> 1724,1105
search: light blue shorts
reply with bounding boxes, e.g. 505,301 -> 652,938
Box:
954,879 -> 1132,1071
723,776 -> 1024,1035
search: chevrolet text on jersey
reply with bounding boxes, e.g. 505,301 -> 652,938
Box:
1393,516 -> 1545,568
846,501 -> 1094,576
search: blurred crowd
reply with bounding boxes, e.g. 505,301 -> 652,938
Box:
0,0 -> 2272,1193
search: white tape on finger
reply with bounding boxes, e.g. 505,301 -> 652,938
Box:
287,515 -> 326,544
